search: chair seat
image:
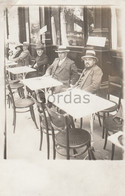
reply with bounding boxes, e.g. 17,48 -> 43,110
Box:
9,79 -> 20,84
55,128 -> 90,148
104,116 -> 123,132
101,101 -> 118,113
10,82 -> 24,89
15,98 -> 34,108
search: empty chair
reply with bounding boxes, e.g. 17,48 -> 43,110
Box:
6,75 -> 24,99
9,80 -> 24,98
33,94 -> 54,159
97,75 -> 123,138
103,104 -> 123,160
46,105 -> 92,160
7,84 -> 38,133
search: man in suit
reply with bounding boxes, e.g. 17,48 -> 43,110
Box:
45,45 -> 79,93
26,43 -> 49,78
73,50 -> 103,94
33,43 -> 49,76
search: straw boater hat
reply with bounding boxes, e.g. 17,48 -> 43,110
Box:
81,50 -> 98,62
15,43 -> 23,49
23,42 -> 29,47
55,45 -> 70,53
35,43 -> 44,50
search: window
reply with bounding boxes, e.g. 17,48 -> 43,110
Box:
50,6 -> 111,49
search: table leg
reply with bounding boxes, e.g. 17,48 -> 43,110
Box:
90,113 -> 94,146
111,144 -> 115,160
23,73 -> 28,98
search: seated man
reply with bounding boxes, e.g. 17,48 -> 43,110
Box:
33,43 -> 49,76
26,43 -> 49,78
45,45 -> 79,93
73,50 -> 103,94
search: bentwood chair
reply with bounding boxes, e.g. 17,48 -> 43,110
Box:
6,72 -> 25,99
32,94 -> 54,159
103,113 -> 123,160
46,105 -> 92,160
9,80 -> 24,98
97,75 -> 123,138
7,84 -> 38,133
6,76 -> 24,108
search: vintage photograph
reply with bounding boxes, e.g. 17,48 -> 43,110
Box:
4,4 -> 124,160
0,0 -> 125,196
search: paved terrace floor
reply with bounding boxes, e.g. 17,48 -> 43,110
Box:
6,93 -> 123,161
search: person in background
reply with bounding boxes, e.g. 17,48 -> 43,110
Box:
8,49 -> 13,60
73,50 -> 103,94
33,43 -> 49,76
11,42 -> 31,66
13,43 -> 23,59
5,42 -> 10,60
45,45 -> 79,94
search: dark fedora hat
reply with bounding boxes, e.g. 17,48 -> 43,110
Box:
55,45 -> 70,53
35,43 -> 44,50
81,50 -> 98,61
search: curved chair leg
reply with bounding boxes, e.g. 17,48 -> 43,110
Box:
67,147 -> 70,160
13,109 -> 15,125
69,116 -> 75,128
52,131 -> 56,160
46,134 -> 50,159
30,106 -> 38,129
103,128 -> 108,149
80,118 -> 83,129
97,112 -> 102,127
7,94 -> 11,108
111,144 -> 115,160
102,113 -> 106,138
13,110 -> 16,133
88,146 -> 96,160
39,127 -> 43,151
8,96 -> 11,108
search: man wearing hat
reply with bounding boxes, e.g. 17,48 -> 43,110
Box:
73,50 -> 103,94
45,45 -> 79,93
33,43 -> 49,76
11,42 -> 31,66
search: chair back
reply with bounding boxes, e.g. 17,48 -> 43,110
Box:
46,106 -> 69,132
31,92 -> 49,132
7,84 -> 16,109
46,105 -> 70,158
108,75 -> 123,109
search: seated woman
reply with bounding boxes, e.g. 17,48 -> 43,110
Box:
11,42 -> 32,66
13,43 -> 23,59
8,44 -> 23,80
